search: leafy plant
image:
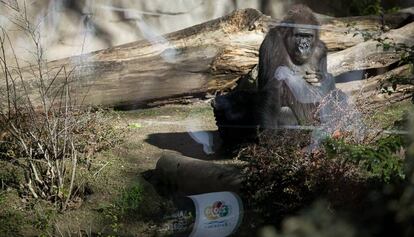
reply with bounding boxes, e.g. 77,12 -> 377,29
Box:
324,135 -> 406,182
350,0 -> 383,16
117,183 -> 144,215
0,210 -> 23,237
0,192 -> 4,205
102,204 -> 121,234
240,130 -> 371,223
0,161 -> 23,189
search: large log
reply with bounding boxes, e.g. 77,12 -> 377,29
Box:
328,22 -> 414,76
317,10 -> 414,51
4,8 -> 414,108
154,151 -> 243,195
336,65 -> 414,110
337,64 -> 413,95
14,9 -> 266,108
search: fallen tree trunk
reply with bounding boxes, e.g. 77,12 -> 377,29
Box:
337,64 -> 413,95
316,10 -> 414,51
4,8 -> 414,108
337,65 -> 414,110
328,22 -> 414,76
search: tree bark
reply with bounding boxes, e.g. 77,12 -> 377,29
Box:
328,22 -> 414,77
341,65 -> 414,110
316,11 -> 414,51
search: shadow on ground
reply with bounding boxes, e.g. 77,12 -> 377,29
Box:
145,130 -> 228,160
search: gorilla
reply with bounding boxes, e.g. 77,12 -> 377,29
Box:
212,4 -> 336,146
258,4 -> 336,130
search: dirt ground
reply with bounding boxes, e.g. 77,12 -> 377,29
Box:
0,99 -> 245,237
52,100 -> 230,236
1,98 -> 411,236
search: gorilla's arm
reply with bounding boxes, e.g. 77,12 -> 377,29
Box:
314,41 -> 336,93
259,75 -> 283,130
258,27 -> 287,90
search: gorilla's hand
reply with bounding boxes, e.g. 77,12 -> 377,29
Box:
303,70 -> 322,86
274,66 -> 295,81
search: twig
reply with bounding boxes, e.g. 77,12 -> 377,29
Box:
64,141 -> 77,210
93,161 -> 110,177
30,160 -> 44,185
27,179 -> 38,199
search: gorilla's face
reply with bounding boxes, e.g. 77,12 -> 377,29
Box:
286,27 -> 316,65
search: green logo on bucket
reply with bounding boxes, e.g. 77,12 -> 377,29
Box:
204,201 -> 231,220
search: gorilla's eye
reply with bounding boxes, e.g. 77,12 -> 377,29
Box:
294,33 -> 313,39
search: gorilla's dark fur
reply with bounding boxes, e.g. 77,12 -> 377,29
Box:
211,90 -> 260,147
258,4 -> 326,89
212,4 -> 336,147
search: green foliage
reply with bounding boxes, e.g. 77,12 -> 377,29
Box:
256,131 -> 414,237
324,135 -> 406,182
350,0 -> 382,15
349,0 -> 399,16
0,192 -> 4,205
32,208 -> 55,232
117,183 -> 144,215
97,183 -> 147,235
369,102 -> 412,129
0,210 -> 23,237
241,127 -> 411,229
0,161 -> 23,189
102,204 -> 121,234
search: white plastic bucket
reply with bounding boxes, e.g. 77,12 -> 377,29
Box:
188,191 -> 244,237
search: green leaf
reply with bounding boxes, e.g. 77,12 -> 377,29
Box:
128,123 -> 142,129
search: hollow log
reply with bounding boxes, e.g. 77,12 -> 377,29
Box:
3,8 -> 413,108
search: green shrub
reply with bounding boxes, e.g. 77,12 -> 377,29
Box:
350,0 -> 382,15
0,161 -> 23,189
240,130 -> 372,223
0,210 -> 23,237
324,135 -> 406,182
117,183 -> 144,215
255,132 -> 414,237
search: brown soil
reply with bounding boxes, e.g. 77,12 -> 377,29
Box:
53,101 -> 230,236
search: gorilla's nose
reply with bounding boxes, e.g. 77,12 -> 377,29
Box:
299,41 -> 310,53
